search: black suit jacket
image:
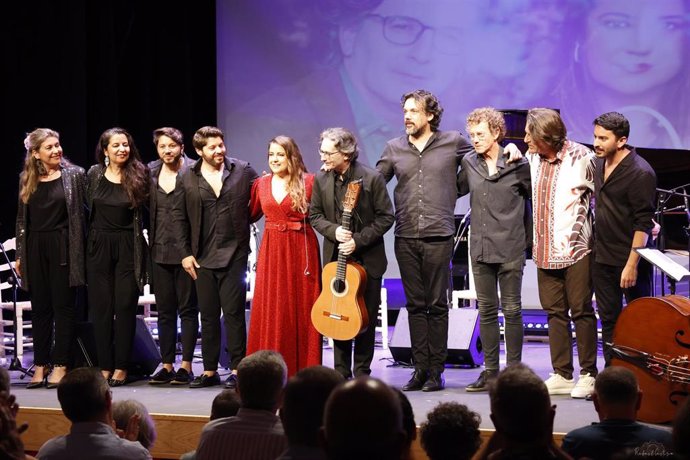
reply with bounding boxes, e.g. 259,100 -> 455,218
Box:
174,156 -> 258,262
310,161 -> 394,279
147,154 -> 195,261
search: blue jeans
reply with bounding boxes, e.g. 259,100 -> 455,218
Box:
472,254 -> 525,371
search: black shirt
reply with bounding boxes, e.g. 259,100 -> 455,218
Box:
28,178 -> 68,232
377,130 -> 473,238
153,185 -> 182,264
594,148 -> 656,266
91,178 -> 134,231
458,147 -> 532,263
197,169 -> 236,269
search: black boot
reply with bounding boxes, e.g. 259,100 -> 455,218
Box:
402,369 -> 428,391
422,370 -> 445,392
465,369 -> 498,392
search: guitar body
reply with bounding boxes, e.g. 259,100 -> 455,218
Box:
311,260 -> 369,341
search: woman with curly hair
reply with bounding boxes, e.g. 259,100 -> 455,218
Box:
15,128 -> 86,388
86,127 -> 150,387
247,135 -> 321,377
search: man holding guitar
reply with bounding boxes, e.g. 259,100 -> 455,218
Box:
310,127 -> 394,380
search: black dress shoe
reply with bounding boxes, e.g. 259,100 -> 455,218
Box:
108,378 -> 128,387
190,373 -> 220,388
402,370 -> 428,392
422,371 -> 445,392
46,380 -> 61,389
171,368 -> 194,385
149,368 -> 175,385
465,369 -> 498,392
26,378 -> 46,389
224,373 -> 238,390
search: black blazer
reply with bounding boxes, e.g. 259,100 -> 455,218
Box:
310,161 -> 394,279
174,156 -> 258,261
147,154 -> 195,261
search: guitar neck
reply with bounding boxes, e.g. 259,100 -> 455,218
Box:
336,210 -> 352,281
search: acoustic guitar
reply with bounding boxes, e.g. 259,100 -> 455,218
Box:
311,179 -> 369,341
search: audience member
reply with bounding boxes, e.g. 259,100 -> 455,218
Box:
393,388 -> 417,460
210,390 -> 241,421
420,402 -> 481,460
1,388 -> 35,460
112,399 -> 157,451
320,376 -> 405,460
36,367 -> 151,459
472,363 -> 569,459
277,365 -> 344,460
674,397 -> 690,460
561,366 -> 673,460
195,350 -> 288,460
0,367 -> 9,393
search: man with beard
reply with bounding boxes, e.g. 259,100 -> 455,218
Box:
377,90 -> 473,392
147,127 -> 198,386
175,126 -> 259,388
458,108 -> 531,393
591,112 -> 656,367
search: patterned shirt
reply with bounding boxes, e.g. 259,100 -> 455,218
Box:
527,140 -> 595,270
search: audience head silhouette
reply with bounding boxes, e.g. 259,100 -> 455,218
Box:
280,365 -> 344,448
112,399 -> 157,450
210,389 -> 241,420
420,402 -> 481,460
237,350 -> 288,411
591,366 -> 640,420
57,367 -> 112,423
321,376 -> 405,460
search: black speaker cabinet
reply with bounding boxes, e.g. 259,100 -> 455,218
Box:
73,317 -> 161,376
390,307 -> 483,367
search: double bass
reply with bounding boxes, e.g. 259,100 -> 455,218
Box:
610,295 -> 690,423
311,179 -> 369,341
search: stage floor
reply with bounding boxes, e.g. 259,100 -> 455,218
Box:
9,335 -> 603,434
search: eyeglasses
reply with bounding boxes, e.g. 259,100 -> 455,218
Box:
365,14 -> 463,55
319,149 -> 341,157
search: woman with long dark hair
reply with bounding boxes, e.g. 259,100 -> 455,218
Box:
16,128 -> 86,388
247,135 -> 322,376
86,127 -> 149,386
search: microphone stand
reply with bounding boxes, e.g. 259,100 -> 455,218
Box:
655,187 -> 690,296
0,239 -> 33,379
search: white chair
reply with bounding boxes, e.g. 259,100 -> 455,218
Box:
376,286 -> 389,350
0,237 -> 33,363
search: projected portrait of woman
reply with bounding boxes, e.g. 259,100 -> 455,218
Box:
559,0 -> 690,148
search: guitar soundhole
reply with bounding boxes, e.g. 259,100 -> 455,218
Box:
333,279 -> 347,294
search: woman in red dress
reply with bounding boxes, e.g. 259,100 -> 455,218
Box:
247,135 -> 322,376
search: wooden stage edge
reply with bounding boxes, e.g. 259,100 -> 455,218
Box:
18,407 -> 566,460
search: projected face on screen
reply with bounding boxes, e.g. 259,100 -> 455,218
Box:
338,0 -> 476,120
583,0 -> 687,95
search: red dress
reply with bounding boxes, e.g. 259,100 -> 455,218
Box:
247,174 -> 322,376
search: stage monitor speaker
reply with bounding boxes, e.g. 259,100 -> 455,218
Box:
389,308 -> 483,367
73,317 -> 161,376
128,316 -> 162,376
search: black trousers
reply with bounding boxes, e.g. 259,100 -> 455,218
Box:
593,259 -> 652,366
196,254 -> 248,371
395,236 -> 453,373
152,262 -> 198,363
86,230 -> 139,371
333,274 -> 382,379
27,230 -> 76,366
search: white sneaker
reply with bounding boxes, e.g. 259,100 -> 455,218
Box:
570,373 -> 596,399
544,373 -> 575,395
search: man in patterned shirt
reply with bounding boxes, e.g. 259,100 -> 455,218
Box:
524,108 -> 598,399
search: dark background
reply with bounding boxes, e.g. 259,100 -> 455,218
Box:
1,0 -> 216,239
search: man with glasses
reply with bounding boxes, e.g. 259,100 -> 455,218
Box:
458,108 -> 531,393
310,127 -> 394,380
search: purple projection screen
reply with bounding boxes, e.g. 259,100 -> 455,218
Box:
217,0 -> 690,279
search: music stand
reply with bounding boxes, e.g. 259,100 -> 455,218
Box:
0,239 -> 33,378
635,248 -> 690,295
